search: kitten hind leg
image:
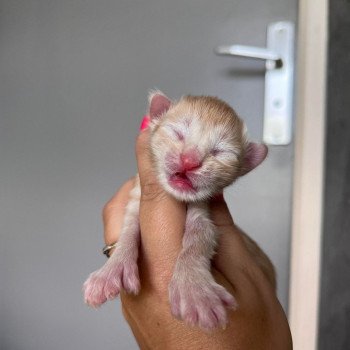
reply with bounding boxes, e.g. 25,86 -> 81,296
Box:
83,179 -> 141,307
169,203 -> 237,330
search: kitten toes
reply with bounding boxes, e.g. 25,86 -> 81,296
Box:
120,260 -> 141,295
169,277 -> 237,330
214,284 -> 238,309
83,258 -> 140,307
83,270 -> 113,307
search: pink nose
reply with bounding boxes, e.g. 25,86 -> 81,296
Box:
180,150 -> 201,171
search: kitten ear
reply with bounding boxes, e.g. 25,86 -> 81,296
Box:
240,142 -> 268,176
148,90 -> 172,119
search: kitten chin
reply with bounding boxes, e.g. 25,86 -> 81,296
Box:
158,172 -> 216,202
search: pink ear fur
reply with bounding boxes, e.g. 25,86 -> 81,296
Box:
240,142 -> 268,176
149,90 -> 172,119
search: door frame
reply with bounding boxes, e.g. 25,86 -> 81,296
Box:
288,0 -> 328,349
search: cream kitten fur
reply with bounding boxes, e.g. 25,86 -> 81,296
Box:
83,91 -> 274,330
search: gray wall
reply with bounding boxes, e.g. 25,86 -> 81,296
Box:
0,1 -> 140,349
318,0 -> 350,349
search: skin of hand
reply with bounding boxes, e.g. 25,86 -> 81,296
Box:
101,128 -> 293,350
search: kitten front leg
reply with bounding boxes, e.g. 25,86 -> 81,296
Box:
83,179 -> 141,307
169,203 -> 237,330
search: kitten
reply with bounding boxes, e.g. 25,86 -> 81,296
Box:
83,91 -> 271,330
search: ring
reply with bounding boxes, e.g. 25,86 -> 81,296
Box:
102,242 -> 118,258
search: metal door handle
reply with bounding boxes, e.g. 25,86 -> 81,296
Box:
214,21 -> 295,145
215,45 -> 282,69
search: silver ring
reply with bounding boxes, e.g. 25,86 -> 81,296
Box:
102,242 -> 118,258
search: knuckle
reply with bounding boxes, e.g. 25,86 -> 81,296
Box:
102,200 -> 114,219
122,177 -> 137,191
102,177 -> 135,220
141,181 -> 167,202
214,220 -> 235,230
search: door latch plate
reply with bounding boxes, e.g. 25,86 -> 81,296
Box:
263,22 -> 294,145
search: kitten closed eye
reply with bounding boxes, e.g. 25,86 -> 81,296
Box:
173,129 -> 184,140
211,148 -> 224,156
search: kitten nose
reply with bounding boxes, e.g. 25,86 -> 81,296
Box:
180,150 -> 201,171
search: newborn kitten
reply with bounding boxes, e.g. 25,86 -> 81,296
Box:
83,91 -> 269,330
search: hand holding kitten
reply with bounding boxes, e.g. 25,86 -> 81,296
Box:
95,129 -> 291,349
84,91 -> 284,334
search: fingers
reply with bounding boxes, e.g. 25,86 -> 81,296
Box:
136,127 -> 186,285
209,194 -> 235,228
102,178 -> 135,246
210,195 -> 257,281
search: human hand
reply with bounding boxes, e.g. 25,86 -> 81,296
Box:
101,127 -> 292,350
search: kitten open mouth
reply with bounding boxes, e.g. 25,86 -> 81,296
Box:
169,172 -> 195,191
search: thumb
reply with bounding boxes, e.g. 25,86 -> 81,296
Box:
135,120 -> 186,287
136,118 -> 159,192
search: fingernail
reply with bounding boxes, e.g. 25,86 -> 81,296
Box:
212,192 -> 224,201
140,115 -> 150,131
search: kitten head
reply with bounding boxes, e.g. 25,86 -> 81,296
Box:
148,90 -> 268,202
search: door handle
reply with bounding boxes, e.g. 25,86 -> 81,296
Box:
215,21 -> 295,145
215,45 -> 282,69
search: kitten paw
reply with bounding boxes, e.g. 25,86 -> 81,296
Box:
169,278 -> 237,330
83,258 -> 140,308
